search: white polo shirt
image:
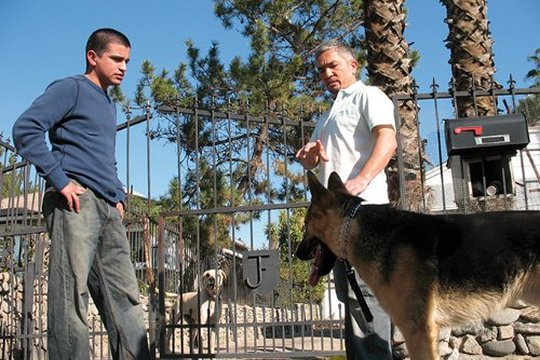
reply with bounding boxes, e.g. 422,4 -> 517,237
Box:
311,80 -> 395,204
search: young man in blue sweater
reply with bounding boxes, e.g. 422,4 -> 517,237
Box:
13,28 -> 151,360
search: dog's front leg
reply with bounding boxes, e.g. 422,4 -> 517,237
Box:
199,301 -> 210,352
166,301 -> 183,353
209,302 -> 222,353
188,318 -> 200,352
398,318 -> 439,360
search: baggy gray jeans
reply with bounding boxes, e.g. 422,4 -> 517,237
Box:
42,184 -> 151,360
333,261 -> 393,360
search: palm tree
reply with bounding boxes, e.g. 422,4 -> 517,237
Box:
441,0 -> 498,117
363,0 -> 423,210
525,48 -> 540,86
520,48 -> 540,125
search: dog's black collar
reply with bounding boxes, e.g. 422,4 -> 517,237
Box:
339,199 -> 374,324
339,199 -> 363,258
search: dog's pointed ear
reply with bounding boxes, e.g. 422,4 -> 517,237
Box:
327,172 -> 348,194
307,171 -> 328,201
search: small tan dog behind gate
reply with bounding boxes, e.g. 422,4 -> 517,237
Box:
167,269 -> 227,352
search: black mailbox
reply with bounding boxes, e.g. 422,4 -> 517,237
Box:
444,113 -> 529,156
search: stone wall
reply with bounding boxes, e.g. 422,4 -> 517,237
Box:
161,296 -> 324,353
392,302 -> 540,359
2,272 -> 539,359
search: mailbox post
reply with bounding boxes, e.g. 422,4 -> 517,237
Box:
444,113 -> 529,209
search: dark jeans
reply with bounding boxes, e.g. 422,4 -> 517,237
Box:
333,261 -> 393,360
43,184 -> 151,360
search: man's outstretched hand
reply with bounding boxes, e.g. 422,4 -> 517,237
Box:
296,140 -> 329,170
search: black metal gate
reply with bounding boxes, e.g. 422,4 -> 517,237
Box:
149,104 -> 347,358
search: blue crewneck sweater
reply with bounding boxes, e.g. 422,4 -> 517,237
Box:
12,74 -> 125,205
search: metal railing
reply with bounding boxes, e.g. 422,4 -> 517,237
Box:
1,76 -> 539,359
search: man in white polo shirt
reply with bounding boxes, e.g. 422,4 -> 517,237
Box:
296,41 -> 397,360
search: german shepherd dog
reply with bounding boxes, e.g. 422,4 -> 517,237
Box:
296,171 -> 539,360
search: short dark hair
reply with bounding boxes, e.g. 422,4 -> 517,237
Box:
86,28 -> 131,56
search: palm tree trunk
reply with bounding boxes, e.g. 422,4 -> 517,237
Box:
441,0 -> 498,117
363,0 -> 423,211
